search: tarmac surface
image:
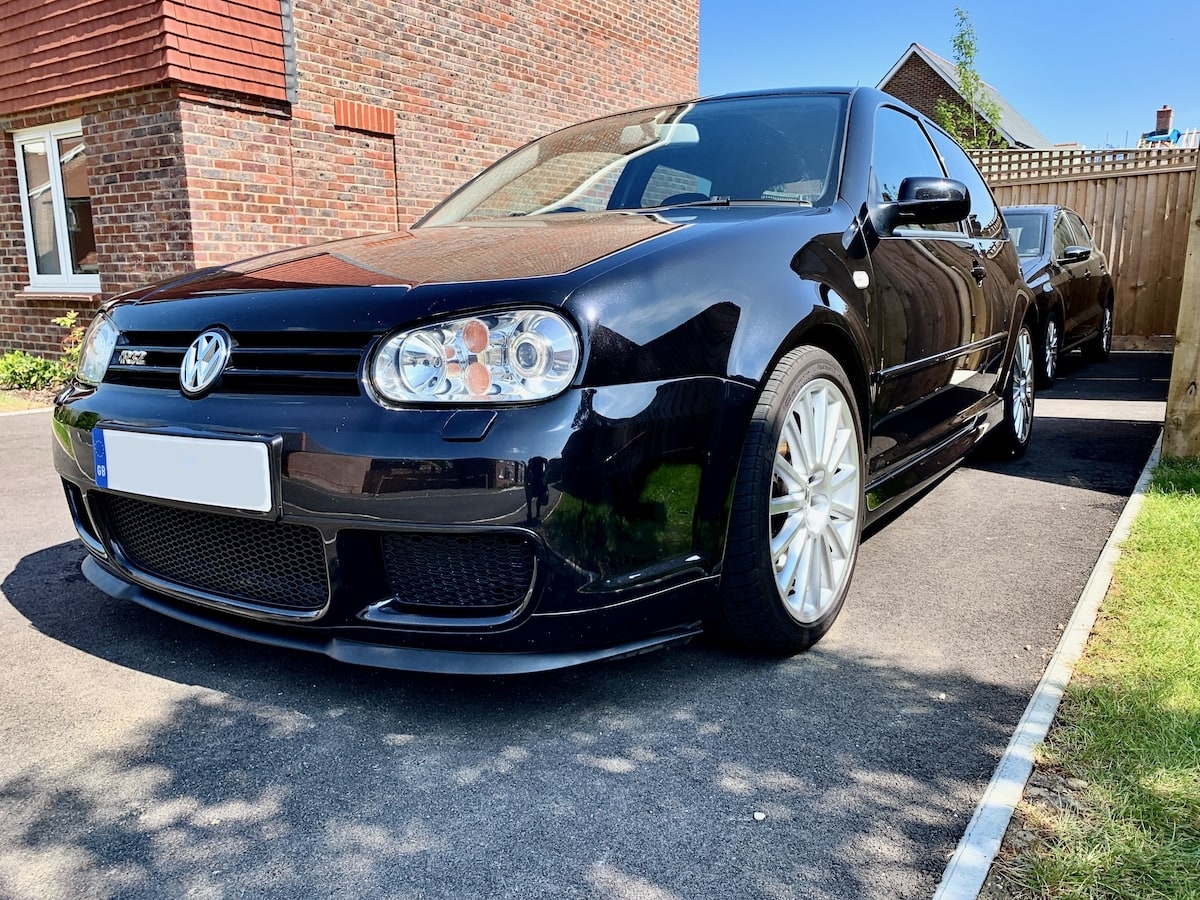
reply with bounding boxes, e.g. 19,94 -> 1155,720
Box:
0,351 -> 1170,899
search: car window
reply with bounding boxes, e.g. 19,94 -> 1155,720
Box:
1052,212 -> 1077,259
1003,211 -> 1045,258
871,107 -> 953,232
926,126 -> 1003,239
1066,211 -> 1094,248
640,166 -> 714,207
422,94 -> 848,223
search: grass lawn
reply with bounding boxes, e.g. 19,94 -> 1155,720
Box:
988,457 -> 1200,898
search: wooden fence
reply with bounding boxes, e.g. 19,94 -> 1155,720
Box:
971,146 -> 1199,342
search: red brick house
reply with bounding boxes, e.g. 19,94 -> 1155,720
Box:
0,0 -> 698,353
878,43 -> 1048,151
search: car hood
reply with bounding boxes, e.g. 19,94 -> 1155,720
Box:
124,213 -> 693,298
102,207 -> 817,333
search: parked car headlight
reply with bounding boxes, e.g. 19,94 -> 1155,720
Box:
76,313 -> 120,386
370,310 -> 580,404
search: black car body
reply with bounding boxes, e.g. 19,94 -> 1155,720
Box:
1002,204 -> 1114,386
53,88 -> 1035,674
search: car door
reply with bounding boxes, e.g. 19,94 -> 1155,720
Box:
1051,210 -> 1087,340
863,106 -> 992,478
1064,209 -> 1106,339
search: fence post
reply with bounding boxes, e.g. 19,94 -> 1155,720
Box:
1163,160 -> 1200,457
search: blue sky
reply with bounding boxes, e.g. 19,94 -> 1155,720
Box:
699,0 -> 1199,149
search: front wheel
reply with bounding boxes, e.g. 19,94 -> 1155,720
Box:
714,347 -> 864,655
993,323 -> 1035,459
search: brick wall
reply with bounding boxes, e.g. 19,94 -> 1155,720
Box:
88,89 -> 194,295
2,0 -> 698,355
882,56 -> 954,122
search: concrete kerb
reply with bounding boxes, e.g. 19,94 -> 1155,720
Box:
0,406 -> 53,418
933,431 -> 1164,900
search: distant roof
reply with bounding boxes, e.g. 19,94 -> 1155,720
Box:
878,43 -> 1050,149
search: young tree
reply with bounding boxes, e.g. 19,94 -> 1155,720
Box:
934,7 -> 1002,148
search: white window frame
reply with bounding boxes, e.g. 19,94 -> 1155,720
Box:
12,120 -> 101,294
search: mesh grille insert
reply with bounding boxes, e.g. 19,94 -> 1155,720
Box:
98,494 -> 329,612
382,532 -> 535,610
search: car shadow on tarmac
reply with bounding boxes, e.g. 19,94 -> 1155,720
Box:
5,537 -> 1029,900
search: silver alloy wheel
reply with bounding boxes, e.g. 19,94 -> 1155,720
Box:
1044,318 -> 1059,382
1011,328 -> 1035,443
1101,306 -> 1113,353
769,376 -> 862,624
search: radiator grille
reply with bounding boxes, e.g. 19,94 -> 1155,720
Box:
98,494 -> 329,612
103,330 -> 369,396
382,532 -> 535,610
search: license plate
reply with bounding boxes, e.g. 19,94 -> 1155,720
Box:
93,429 -> 273,512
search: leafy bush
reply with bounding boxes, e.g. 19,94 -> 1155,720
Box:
0,311 -> 82,391
53,311 -> 84,374
0,350 -> 67,390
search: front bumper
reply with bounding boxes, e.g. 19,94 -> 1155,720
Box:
52,377 -> 755,672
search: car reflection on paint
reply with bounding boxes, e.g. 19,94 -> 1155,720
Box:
1002,204 -> 1115,387
53,88 -> 1035,674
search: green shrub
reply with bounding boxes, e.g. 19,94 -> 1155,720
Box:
0,312 -> 86,391
0,350 -> 68,390
52,311 -> 84,374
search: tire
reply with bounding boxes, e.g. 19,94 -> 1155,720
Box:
714,346 -> 864,655
993,323 -> 1035,459
1082,299 -> 1113,363
1037,312 -> 1061,389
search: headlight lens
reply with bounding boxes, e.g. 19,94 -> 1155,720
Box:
76,313 -> 120,386
370,310 -> 580,404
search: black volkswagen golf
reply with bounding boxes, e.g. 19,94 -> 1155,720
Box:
53,88 -> 1035,673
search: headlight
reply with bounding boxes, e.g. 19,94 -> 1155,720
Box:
76,313 -> 120,386
370,310 -> 580,404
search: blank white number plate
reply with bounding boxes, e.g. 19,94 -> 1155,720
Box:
93,430 -> 273,512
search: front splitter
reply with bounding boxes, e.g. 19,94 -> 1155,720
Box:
81,556 -> 701,675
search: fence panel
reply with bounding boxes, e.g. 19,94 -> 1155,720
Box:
972,147 -> 1199,341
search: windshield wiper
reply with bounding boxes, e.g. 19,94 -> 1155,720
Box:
663,196 -> 732,208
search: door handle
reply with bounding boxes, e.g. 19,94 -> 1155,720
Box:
970,262 -> 986,285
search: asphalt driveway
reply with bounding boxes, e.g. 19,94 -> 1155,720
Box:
0,351 -> 1170,900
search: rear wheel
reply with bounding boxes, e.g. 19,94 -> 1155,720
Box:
715,347 -> 864,654
1082,300 -> 1113,363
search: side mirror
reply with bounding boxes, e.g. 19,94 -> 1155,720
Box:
874,177 -> 970,235
1061,245 -> 1091,263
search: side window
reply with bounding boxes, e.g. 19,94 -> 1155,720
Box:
1051,212 -> 1077,259
1066,211 -> 1094,248
926,126 -> 1003,239
872,107 -> 952,233
872,107 -> 945,202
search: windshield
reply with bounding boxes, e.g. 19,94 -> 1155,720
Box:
1005,212 -> 1046,258
421,94 -> 847,225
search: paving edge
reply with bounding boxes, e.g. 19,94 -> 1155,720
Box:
0,406 -> 53,418
932,430 -> 1163,900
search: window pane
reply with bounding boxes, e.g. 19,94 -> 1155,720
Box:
58,136 -> 97,275
20,141 -> 62,275
641,166 -> 712,206
872,107 -> 954,232
872,107 -> 945,203
1052,213 -> 1075,258
927,127 -> 1003,239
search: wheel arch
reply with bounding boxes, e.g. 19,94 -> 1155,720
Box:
786,321 -> 872,438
